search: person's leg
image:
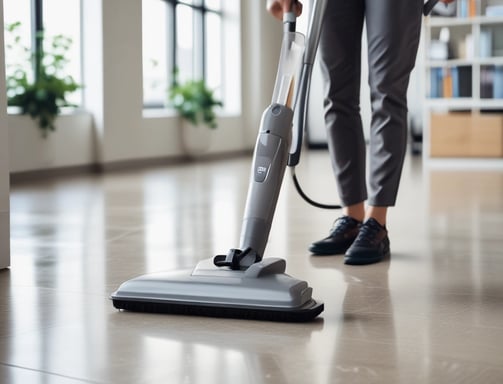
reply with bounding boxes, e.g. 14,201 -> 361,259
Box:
345,0 -> 424,264
365,0 -> 424,212
365,205 -> 387,226
309,0 -> 366,256
343,202 -> 365,223
319,0 -> 367,210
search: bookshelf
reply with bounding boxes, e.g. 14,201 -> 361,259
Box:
422,0 -> 503,167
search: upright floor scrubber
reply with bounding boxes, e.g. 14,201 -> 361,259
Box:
111,0 -> 328,322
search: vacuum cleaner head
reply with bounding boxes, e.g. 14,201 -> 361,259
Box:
111,258 -> 323,322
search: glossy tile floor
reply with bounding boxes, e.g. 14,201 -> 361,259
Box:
2,150 -> 503,384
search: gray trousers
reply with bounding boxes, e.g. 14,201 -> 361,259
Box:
318,0 -> 424,207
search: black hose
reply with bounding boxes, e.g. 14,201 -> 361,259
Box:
290,167 -> 342,210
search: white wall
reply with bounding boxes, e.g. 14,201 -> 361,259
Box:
0,0 -> 10,268
8,111 -> 95,173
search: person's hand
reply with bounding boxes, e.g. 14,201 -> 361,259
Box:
266,0 -> 303,21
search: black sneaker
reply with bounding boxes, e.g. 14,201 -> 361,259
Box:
344,218 -> 390,265
309,216 -> 361,255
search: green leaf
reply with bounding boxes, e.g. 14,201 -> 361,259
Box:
4,21 -> 81,137
167,73 -> 223,130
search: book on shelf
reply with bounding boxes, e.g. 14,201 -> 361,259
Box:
481,66 -> 503,99
452,66 -> 472,97
443,68 -> 453,98
481,66 -> 493,98
456,0 -> 477,17
495,66 -> 503,99
430,66 -> 472,98
480,29 -> 493,58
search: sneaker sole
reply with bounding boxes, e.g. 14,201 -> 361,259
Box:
309,245 -> 351,256
344,249 -> 390,265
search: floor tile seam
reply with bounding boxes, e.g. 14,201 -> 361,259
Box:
337,310 -> 497,327
327,334 -> 399,347
0,315 -> 97,342
404,311 -> 503,331
341,283 -> 392,290
0,361 -> 105,384
421,290 -> 503,298
4,283 -> 111,296
431,318 -> 503,332
344,309 -> 397,317
105,227 -> 145,243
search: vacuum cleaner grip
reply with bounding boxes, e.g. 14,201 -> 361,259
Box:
288,0 -> 328,166
283,12 -> 296,32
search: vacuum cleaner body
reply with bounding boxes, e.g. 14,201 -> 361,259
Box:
237,103 -> 293,266
111,0 -> 328,322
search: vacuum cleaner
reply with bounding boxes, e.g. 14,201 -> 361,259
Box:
111,0 -> 328,322
111,0 -> 440,322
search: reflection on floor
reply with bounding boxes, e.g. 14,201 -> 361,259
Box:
2,151 -> 503,383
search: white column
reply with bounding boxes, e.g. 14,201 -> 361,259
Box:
0,0 -> 11,269
82,0 -> 143,166
240,0 -> 284,147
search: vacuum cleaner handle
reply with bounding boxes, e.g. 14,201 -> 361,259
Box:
284,12 -> 296,32
288,0 -> 328,166
283,0 -> 300,32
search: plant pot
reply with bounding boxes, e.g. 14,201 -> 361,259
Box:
179,120 -> 213,158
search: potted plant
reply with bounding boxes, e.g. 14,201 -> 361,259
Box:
168,77 -> 223,129
168,75 -> 223,156
5,22 -> 81,138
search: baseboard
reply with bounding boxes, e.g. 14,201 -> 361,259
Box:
10,150 -> 253,184
10,164 -> 102,184
94,150 -> 252,172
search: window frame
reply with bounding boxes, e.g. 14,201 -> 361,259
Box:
167,0 -> 222,83
4,0 -> 83,109
143,0 -> 223,109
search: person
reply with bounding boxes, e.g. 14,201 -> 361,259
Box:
267,0 -> 455,265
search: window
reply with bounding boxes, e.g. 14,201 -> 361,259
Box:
3,0 -> 82,107
3,0 -> 32,88
142,0 -> 226,109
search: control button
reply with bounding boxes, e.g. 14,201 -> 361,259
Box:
271,105 -> 282,115
255,156 -> 270,182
